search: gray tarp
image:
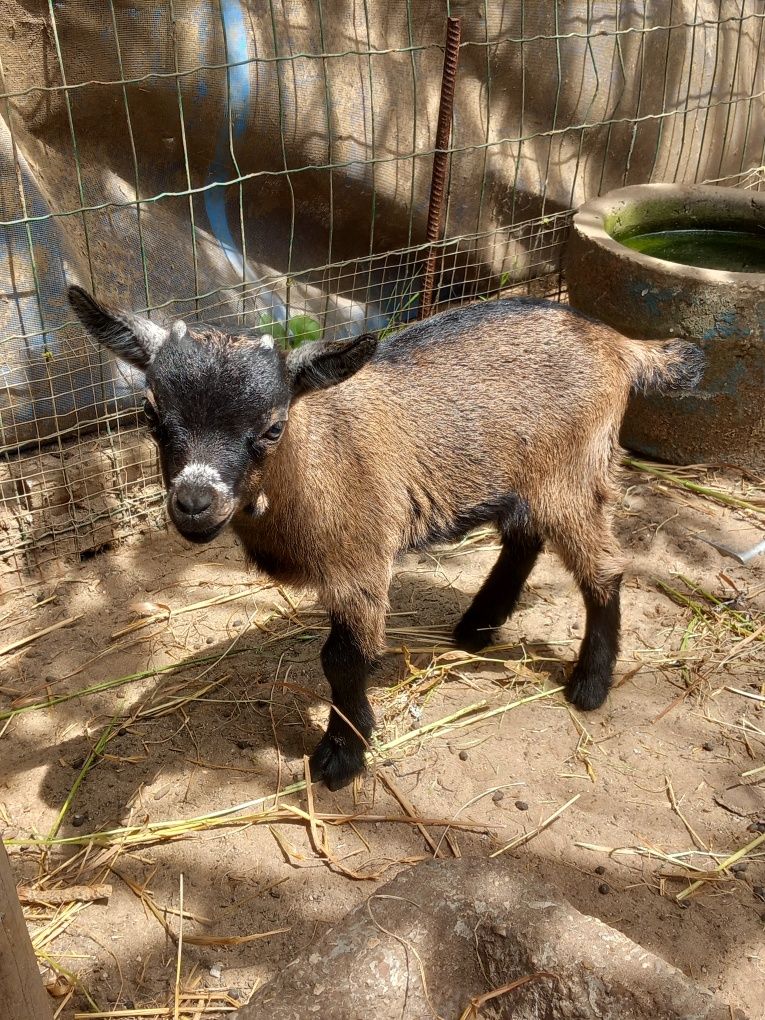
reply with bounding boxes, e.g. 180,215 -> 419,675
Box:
1,0 -> 763,452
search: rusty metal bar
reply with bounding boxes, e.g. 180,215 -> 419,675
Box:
420,16 -> 462,320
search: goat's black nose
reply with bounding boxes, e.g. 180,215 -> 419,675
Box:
174,484 -> 213,516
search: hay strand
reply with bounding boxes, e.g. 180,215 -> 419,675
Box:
0,614 -> 82,656
490,795 -> 581,857
676,830 -> 765,901
459,972 -> 559,1020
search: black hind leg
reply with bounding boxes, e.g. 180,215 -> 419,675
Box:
553,505 -> 623,711
567,574 -> 621,711
454,532 -> 542,653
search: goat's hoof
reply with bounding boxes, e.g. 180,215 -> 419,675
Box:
453,617 -> 494,654
310,734 -> 366,791
566,664 -> 610,711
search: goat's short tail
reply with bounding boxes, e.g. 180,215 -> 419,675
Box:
621,337 -> 705,395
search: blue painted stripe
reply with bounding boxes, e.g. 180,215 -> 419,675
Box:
203,0 -> 284,321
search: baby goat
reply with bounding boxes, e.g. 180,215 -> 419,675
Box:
69,287 -> 702,789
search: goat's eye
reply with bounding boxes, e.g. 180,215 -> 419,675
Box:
261,420 -> 285,442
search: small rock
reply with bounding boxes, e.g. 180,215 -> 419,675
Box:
458,750 -> 469,761
702,741 -> 714,752
206,636 -> 215,644
118,727 -> 128,737
210,964 -> 222,980
594,865 -> 606,876
731,861 -> 748,875
491,790 -> 505,804
232,618 -> 243,628
71,812 -> 87,827
748,819 -> 765,834
228,988 -> 242,1002
514,800 -> 529,812
598,883 -> 610,895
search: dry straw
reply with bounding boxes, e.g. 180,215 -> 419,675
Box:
9,686 -> 563,852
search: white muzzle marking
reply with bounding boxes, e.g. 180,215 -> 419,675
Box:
175,462 -> 232,498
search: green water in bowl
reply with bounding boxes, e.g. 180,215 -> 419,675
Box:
620,228 -> 765,272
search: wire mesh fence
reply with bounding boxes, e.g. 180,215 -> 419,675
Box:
0,1 -> 763,585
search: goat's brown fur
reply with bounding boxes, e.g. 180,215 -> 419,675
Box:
233,303 -> 680,651
68,288 -> 702,789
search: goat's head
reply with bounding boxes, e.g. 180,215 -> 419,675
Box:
68,286 -> 377,543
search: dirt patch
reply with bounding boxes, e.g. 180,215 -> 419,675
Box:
0,461 -> 763,1018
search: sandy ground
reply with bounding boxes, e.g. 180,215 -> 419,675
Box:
0,460 -> 764,1018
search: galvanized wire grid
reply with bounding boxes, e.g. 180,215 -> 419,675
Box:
0,1 -> 763,584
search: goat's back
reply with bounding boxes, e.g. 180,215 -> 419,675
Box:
333,299 -> 638,456
243,299 -> 689,587
283,300 -> 635,536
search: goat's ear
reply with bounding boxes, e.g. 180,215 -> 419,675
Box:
68,285 -> 171,369
286,334 -> 378,396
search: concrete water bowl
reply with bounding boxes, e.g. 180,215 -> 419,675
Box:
566,183 -> 765,473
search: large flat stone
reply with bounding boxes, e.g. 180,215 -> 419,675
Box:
234,857 -> 749,1020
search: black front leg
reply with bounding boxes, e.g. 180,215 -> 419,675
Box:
310,618 -> 377,791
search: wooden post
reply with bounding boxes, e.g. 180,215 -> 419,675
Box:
0,837 -> 53,1020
